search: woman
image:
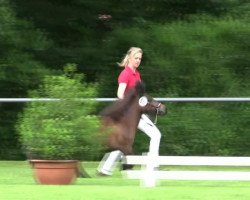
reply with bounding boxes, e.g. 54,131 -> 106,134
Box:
98,47 -> 161,176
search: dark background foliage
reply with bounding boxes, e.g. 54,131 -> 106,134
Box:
0,0 -> 249,159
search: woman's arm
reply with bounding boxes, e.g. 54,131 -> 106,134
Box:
117,83 -> 127,99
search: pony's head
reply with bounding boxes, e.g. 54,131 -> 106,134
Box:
135,81 -> 166,116
138,95 -> 166,116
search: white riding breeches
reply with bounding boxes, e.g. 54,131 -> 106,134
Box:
97,114 -> 162,175
137,114 -> 161,156
97,150 -> 123,175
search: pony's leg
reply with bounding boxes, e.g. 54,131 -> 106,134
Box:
121,162 -> 134,170
97,150 -> 123,176
77,162 -> 91,178
121,146 -> 135,171
137,114 -> 161,157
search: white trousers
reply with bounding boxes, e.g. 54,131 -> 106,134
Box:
137,114 -> 161,156
98,114 -> 161,175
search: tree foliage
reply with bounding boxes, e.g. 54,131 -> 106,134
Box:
0,0 -> 50,159
1,0 -> 250,159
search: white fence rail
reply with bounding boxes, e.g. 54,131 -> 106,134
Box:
0,97 -> 250,102
123,155 -> 250,187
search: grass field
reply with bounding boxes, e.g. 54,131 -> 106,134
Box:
1,161 -> 250,200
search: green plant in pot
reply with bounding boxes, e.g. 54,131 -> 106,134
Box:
16,64 -> 103,185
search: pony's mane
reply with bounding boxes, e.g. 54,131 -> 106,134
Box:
100,81 -> 145,122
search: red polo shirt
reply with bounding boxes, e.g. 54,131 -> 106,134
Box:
118,66 -> 141,94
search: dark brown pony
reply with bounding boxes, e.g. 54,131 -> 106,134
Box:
100,81 -> 166,156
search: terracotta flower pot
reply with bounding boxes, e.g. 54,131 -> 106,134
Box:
29,160 -> 78,185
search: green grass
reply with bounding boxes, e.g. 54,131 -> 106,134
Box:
1,161 -> 250,200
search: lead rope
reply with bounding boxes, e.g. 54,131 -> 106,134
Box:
154,106 -> 160,124
153,103 -> 162,124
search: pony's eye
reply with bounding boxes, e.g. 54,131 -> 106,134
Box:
138,96 -> 148,107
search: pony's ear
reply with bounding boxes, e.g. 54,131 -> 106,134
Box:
135,81 -> 145,96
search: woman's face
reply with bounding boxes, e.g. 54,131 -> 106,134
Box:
128,52 -> 142,69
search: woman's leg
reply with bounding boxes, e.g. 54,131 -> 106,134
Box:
97,150 -> 123,175
137,114 -> 161,156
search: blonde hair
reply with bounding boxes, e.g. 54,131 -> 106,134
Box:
117,47 -> 143,67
